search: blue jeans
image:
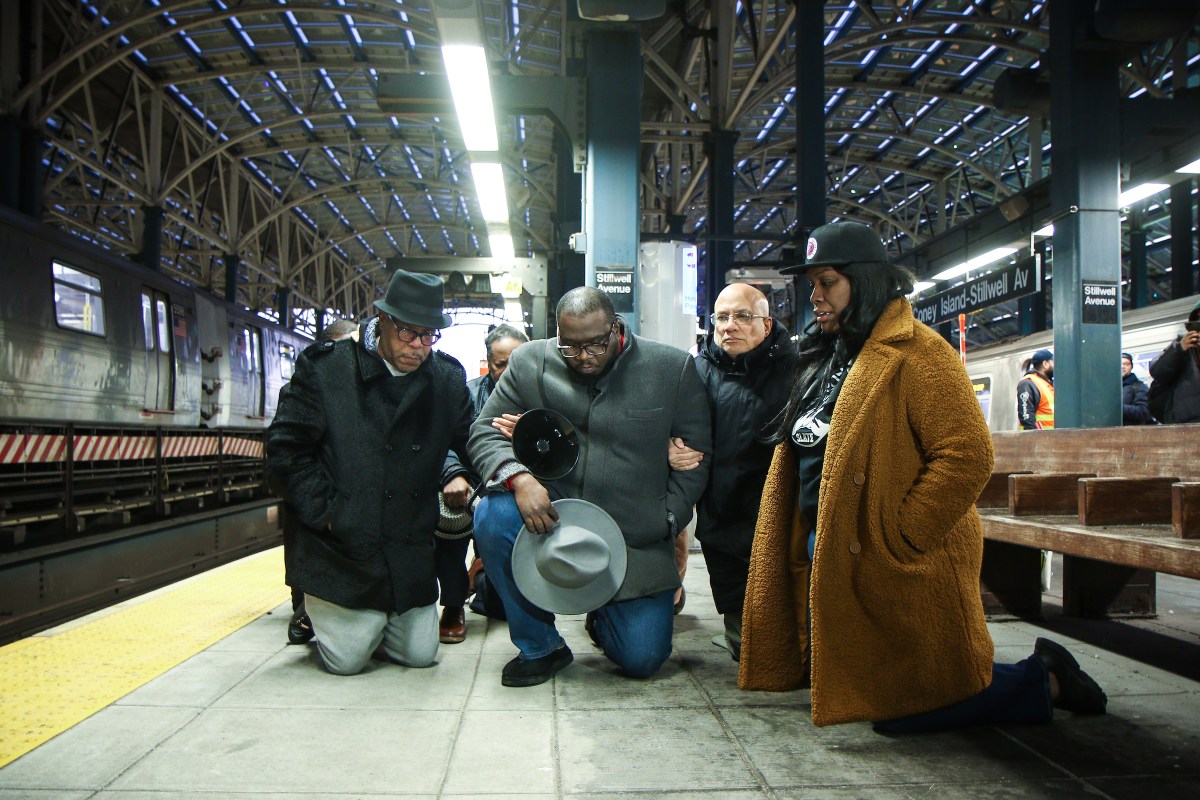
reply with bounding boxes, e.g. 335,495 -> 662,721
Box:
473,493 -> 675,679
872,656 -> 1054,733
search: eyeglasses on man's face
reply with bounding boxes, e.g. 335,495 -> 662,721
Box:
556,322 -> 616,358
385,315 -> 441,345
710,311 -> 768,326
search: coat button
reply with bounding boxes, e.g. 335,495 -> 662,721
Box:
849,541 -> 862,554
384,490 -> 394,500
410,490 -> 420,499
853,472 -> 866,486
385,444 -> 394,452
411,444 -> 421,452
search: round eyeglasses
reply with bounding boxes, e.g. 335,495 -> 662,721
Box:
709,312 -> 768,326
385,315 -> 442,345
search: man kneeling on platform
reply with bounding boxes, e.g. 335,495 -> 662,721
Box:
468,287 -> 711,687
265,269 -> 472,675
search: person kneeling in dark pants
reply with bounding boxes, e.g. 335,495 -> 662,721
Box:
468,287 -> 711,687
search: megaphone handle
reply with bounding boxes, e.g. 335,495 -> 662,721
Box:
461,462 -> 505,509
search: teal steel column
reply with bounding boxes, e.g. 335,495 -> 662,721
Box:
224,253 -> 240,306
1171,178 -> 1195,299
1128,207 -> 1148,309
583,28 -> 641,332
706,129 -> 737,318
276,287 -> 291,330
793,0 -> 825,334
141,205 -> 164,271
554,128 -> 584,298
1050,4 -> 1122,428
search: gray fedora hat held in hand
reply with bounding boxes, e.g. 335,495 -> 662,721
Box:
373,269 -> 454,329
512,499 -> 628,615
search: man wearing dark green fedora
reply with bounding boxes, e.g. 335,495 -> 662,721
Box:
267,268 -> 474,675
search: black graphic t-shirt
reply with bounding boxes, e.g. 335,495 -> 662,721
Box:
791,355 -> 854,532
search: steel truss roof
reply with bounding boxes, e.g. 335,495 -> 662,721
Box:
10,1 -> 1199,342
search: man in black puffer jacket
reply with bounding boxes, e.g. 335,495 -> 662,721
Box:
674,283 -> 798,660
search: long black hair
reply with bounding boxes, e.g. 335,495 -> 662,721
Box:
763,259 -> 916,444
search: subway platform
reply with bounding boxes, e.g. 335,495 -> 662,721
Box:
1,547 -> 1198,799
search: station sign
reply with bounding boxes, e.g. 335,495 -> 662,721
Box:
596,267 -> 635,313
1081,279 -> 1119,324
912,254 -> 1041,327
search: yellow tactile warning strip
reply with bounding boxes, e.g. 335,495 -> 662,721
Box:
0,547 -> 287,768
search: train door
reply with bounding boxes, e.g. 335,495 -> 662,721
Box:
140,289 -> 175,411
235,324 -> 265,418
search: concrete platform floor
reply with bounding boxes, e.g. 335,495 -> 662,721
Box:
1,551 -> 1197,799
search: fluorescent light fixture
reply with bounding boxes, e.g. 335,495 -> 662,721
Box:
910,281 -> 936,295
489,231 -> 515,259
1118,182 -> 1168,206
1176,157 -> 1200,173
930,247 -> 1018,282
1034,224 -> 1054,237
442,45 -> 498,151
471,162 -> 508,222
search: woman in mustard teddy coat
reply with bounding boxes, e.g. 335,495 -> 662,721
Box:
738,222 -> 1107,733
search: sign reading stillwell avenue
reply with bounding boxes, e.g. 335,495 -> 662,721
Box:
1081,279 -> 1119,324
596,268 -> 635,313
912,255 -> 1041,327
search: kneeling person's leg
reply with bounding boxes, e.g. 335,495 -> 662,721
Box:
304,594 -> 387,675
380,602 -> 440,667
474,493 -> 563,659
592,589 -> 675,679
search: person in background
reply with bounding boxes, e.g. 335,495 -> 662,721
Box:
739,221 -> 1106,733
468,286 -> 711,687
285,317 -> 359,646
1148,299 -> 1200,424
438,323 -> 530,640
266,270 -> 472,675
1121,352 -> 1152,425
667,283 -> 797,661
1016,349 -> 1054,429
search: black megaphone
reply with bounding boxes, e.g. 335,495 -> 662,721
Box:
511,408 -> 579,480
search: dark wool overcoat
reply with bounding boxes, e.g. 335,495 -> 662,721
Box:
468,329 -> 712,602
693,322 -> 798,614
266,335 -> 472,613
738,297 -> 996,727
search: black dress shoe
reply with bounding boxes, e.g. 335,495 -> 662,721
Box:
288,611 -> 314,645
501,644 -> 573,687
1035,637 -> 1107,715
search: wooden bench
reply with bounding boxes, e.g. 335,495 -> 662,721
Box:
977,425 -> 1200,619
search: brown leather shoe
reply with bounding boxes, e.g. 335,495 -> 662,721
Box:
439,606 -> 466,644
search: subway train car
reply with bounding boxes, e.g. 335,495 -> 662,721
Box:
963,295 -> 1196,431
0,207 -> 308,428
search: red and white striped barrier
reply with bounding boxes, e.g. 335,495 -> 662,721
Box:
0,433 -> 66,464
0,432 -> 264,464
222,437 -> 265,458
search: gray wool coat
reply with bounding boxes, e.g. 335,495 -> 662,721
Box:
467,328 -> 713,602
266,335 -> 473,613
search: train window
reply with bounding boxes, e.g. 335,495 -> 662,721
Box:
52,261 -> 105,336
140,294 -> 155,349
279,342 -> 297,380
155,299 -> 170,353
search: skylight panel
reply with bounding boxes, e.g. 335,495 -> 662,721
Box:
284,12 -> 310,45
825,10 -> 853,47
